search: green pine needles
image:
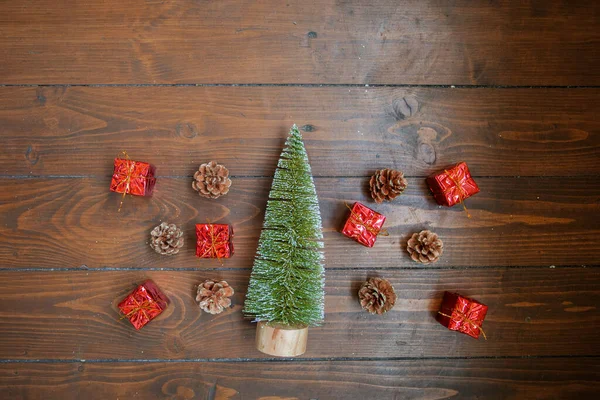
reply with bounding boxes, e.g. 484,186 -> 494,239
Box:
244,125 -> 325,327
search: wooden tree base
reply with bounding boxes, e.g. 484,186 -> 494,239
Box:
255,321 -> 308,357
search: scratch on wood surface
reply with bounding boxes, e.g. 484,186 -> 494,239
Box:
453,211 -> 574,227
498,129 -> 589,143
235,26 -> 270,33
257,397 -> 298,400
564,306 -> 596,313
505,302 -> 546,308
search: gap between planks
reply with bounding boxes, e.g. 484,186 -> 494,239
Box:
1,84 -> 600,89
0,265 -> 596,272
2,175 -> 599,179
2,355 -> 599,364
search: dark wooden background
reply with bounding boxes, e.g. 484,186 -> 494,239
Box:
1,1 -> 599,399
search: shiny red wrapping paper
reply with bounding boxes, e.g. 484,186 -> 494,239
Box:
341,202 -> 386,248
436,291 -> 488,339
426,162 -> 479,207
196,224 -> 234,259
118,280 -> 169,330
109,158 -> 156,196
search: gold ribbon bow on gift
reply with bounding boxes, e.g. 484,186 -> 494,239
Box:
116,150 -> 136,212
198,222 -> 230,264
119,298 -> 156,322
438,310 -> 487,340
443,169 -> 472,218
345,202 -> 389,237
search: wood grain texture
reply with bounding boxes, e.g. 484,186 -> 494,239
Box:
1,1 -> 599,397
1,176 -> 598,270
1,86 -> 599,177
2,358 -> 599,400
0,268 -> 598,360
1,0 -> 599,85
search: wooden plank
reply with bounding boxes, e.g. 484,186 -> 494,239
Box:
1,1 -> 598,85
2,87 -> 599,177
2,358 -> 599,399
0,268 -> 598,360
0,176 -> 598,270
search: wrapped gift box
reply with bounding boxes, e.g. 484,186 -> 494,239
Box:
341,202 -> 386,248
426,162 -> 479,208
436,291 -> 488,339
196,224 -> 234,259
118,280 -> 169,330
110,158 -> 156,197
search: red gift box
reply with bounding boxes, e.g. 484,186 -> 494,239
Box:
341,202 -> 386,248
196,224 -> 234,259
436,291 -> 488,339
426,162 -> 479,209
110,158 -> 156,197
118,280 -> 169,330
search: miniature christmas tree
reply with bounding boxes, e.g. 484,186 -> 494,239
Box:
244,124 -> 325,356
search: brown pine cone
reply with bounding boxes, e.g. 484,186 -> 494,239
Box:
196,279 -> 234,314
358,277 -> 396,315
407,230 -> 443,264
192,161 -> 232,199
370,168 -> 408,203
149,222 -> 184,256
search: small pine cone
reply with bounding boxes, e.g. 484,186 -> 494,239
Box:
149,222 -> 184,256
370,168 -> 408,203
192,161 -> 232,199
196,279 -> 234,315
358,277 -> 396,315
407,230 -> 443,264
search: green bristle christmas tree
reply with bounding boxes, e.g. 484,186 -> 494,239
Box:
244,124 -> 325,357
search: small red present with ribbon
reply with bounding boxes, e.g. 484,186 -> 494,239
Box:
426,162 -> 479,216
196,224 -> 234,259
341,202 -> 387,248
118,280 -> 169,330
436,291 -> 488,339
110,157 -> 156,197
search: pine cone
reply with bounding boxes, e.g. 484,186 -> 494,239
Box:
358,277 -> 396,315
407,230 -> 443,264
196,279 -> 234,314
192,161 -> 232,199
149,222 -> 184,256
370,168 -> 408,203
